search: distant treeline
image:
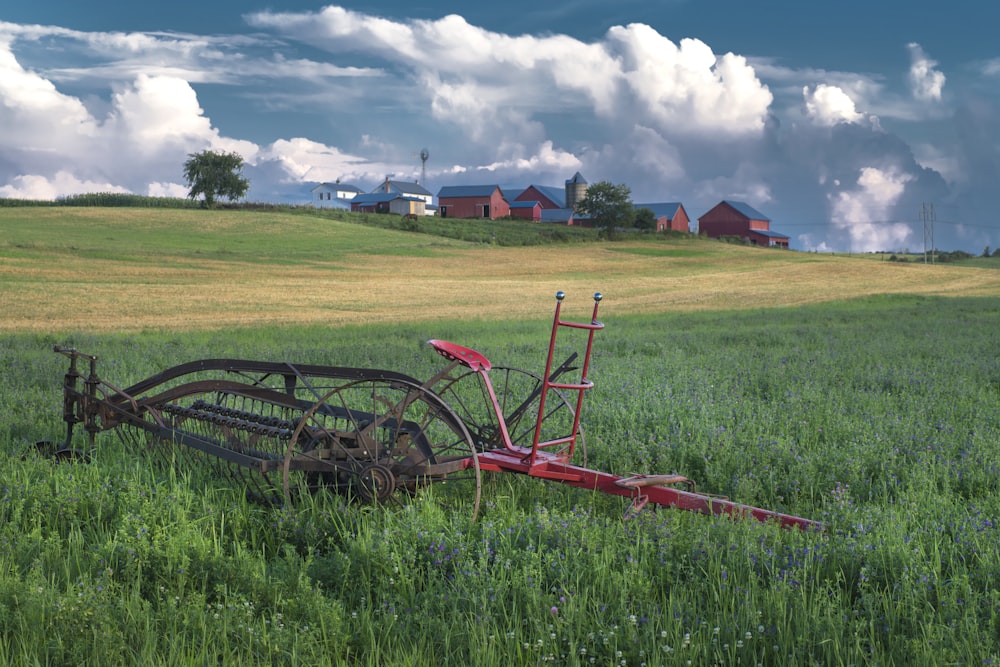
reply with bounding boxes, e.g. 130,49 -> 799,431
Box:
885,250 -> 976,264
0,193 -> 200,208
0,193 -> 312,211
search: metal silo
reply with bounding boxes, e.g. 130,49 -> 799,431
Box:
565,172 -> 588,211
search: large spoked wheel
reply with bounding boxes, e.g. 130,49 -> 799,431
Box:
283,378 -> 482,520
434,366 -> 586,465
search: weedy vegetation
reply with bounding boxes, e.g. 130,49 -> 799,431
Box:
1,207 -> 999,665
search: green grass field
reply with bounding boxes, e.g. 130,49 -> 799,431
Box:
2,207 -> 998,333
2,208 -> 1000,665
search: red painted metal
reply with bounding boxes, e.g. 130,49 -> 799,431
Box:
473,451 -> 819,529
428,339 -> 492,372
431,291 -> 821,531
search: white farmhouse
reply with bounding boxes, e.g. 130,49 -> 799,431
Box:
311,181 -> 363,208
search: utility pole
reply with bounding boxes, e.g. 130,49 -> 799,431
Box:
930,203 -> 935,264
921,203 -> 936,264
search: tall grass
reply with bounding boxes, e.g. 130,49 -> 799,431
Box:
1,295 -> 999,664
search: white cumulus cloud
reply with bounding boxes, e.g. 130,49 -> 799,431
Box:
249,8 -> 773,140
829,166 -> 914,252
0,171 -> 127,199
907,43 -> 945,102
0,37 -> 260,199
0,43 -> 99,142
803,84 -> 864,126
478,140 -> 582,175
608,24 -> 772,136
147,181 -> 189,198
259,137 -> 393,184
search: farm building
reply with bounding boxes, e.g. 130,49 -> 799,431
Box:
437,185 -> 511,219
697,200 -> 789,248
513,185 -> 566,210
311,181 -> 362,208
509,200 -> 542,221
371,178 -> 435,213
350,193 -> 426,216
537,208 -> 578,225
565,172 -> 588,211
635,202 -> 691,233
510,173 -> 588,214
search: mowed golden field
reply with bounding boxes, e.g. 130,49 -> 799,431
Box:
2,207 -> 998,333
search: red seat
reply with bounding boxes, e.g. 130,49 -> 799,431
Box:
427,339 -> 492,371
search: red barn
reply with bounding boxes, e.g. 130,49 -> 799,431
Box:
697,200 -> 789,248
437,185 -> 510,219
635,202 -> 691,233
514,185 -> 565,209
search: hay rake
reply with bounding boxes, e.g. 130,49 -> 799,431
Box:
42,292 -> 819,530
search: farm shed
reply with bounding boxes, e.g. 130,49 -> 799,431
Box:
698,200 -> 789,248
350,193 -> 426,216
509,200 -> 542,221
749,229 -> 791,248
371,178 -> 435,212
437,185 -> 511,219
311,181 -> 362,208
541,208 -> 578,225
635,202 -> 691,233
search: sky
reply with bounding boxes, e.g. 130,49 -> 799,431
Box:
2,1 -> 999,253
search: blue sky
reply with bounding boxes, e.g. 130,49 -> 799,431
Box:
2,1 -> 998,252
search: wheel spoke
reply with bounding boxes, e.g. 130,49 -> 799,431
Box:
434,365 -> 586,464
284,378 -> 481,519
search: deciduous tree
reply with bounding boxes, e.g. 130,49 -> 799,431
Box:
575,181 -> 633,239
183,150 -> 249,208
634,207 -> 657,233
